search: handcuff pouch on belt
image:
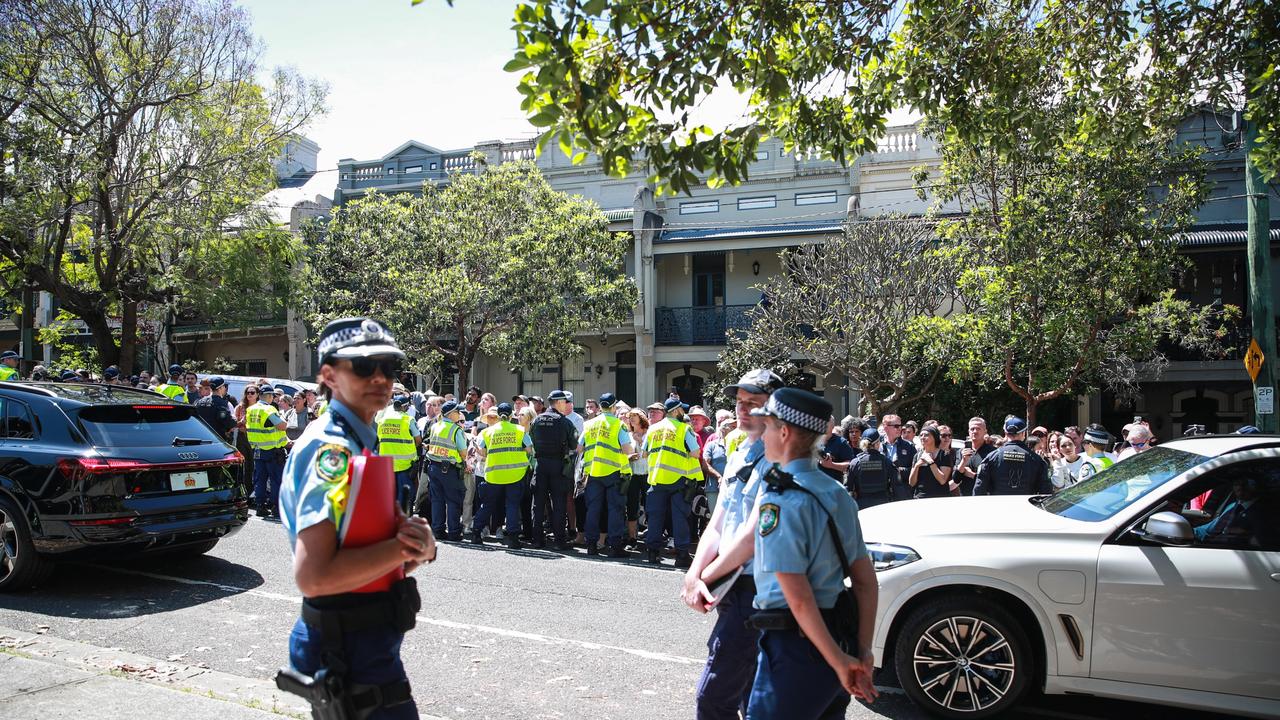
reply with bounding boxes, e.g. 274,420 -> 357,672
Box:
275,578 -> 421,720
747,466 -> 861,654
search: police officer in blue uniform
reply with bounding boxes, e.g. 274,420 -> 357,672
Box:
972,417 -> 1053,496
684,369 -> 782,720
277,317 -> 436,720
739,388 -> 879,719
846,428 -> 892,508
425,400 -> 468,541
529,389 -> 578,549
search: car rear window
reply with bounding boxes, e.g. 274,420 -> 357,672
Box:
78,405 -> 223,448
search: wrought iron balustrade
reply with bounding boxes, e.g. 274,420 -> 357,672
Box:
655,305 -> 755,345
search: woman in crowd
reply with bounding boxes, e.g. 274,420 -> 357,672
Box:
909,426 -> 953,498
1052,435 -> 1085,490
624,408 -> 649,548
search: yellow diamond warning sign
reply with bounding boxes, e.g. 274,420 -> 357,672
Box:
1244,338 -> 1265,383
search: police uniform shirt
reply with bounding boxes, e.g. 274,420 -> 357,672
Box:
1076,451 -> 1118,482
848,450 -> 891,496
754,458 -> 868,610
973,440 -> 1052,495
717,437 -> 768,576
279,398 -> 379,550
195,393 -> 235,437
531,409 -> 577,457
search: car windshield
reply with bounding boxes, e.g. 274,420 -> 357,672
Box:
1040,447 -> 1212,522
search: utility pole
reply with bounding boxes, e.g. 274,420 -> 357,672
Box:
1245,110 -> 1276,431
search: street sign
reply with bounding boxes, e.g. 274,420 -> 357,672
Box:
1258,387 -> 1275,415
1244,338 -> 1265,383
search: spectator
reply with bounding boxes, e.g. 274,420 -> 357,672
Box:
512,394 -> 529,415
584,397 -> 600,419
30,364 -> 49,381
1052,435 -> 1085,490
461,385 -> 481,422
1028,426 -> 1051,462
478,391 -> 497,417
1063,425 -> 1082,449
530,395 -> 545,414
819,418 -> 855,483
516,405 -> 537,430
645,401 -> 665,427
902,420 -> 918,447
623,408 -> 649,548
196,378 -> 212,399
910,426 -> 954,498
955,416 -> 997,496
183,371 -> 199,399
1118,424 -> 1153,460
688,406 -> 713,446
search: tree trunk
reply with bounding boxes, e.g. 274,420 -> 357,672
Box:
79,308 -> 119,368
456,354 -> 471,394
119,300 -> 138,374
1025,399 -> 1038,428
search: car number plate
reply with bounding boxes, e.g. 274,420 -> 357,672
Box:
170,470 -> 209,491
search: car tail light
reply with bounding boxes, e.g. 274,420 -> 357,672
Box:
58,457 -> 149,479
69,516 -> 134,527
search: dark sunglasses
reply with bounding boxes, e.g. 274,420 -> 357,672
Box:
349,355 -> 402,379
885,422 -> 902,428
245,389 -> 258,395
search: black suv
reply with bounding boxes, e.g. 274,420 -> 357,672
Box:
0,382 -> 249,591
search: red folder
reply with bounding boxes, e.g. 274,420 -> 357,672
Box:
340,451 -> 404,593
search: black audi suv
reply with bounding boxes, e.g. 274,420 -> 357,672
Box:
0,381 -> 249,591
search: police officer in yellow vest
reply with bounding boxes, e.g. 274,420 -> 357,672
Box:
578,392 -> 634,558
471,402 -> 533,549
642,397 -> 703,567
155,364 -> 190,403
247,383 -> 289,518
0,351 -> 20,381
378,394 -> 422,515
1076,423 -> 1116,483
425,400 -> 469,541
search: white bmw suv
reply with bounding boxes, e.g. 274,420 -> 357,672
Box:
860,435 -> 1280,718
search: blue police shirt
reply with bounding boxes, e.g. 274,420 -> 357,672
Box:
717,437 -> 768,576
279,398 -> 379,551
753,457 -> 869,610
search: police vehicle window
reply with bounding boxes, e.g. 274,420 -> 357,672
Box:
77,405 -> 222,448
1040,447 -> 1211,522
4,400 -> 36,440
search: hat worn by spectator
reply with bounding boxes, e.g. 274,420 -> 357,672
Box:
316,317 -> 406,363
209,377 -> 226,390
663,397 -> 689,413
688,406 -> 710,419
1004,417 -> 1028,434
1083,425 -> 1112,445
749,387 -> 832,434
724,368 -> 785,397
496,402 -> 514,416
646,401 -> 665,411
547,389 -> 570,402
1030,426 -> 1048,437
861,427 -> 881,442
598,392 -> 617,408
529,395 -> 544,404
512,394 -> 528,402
481,407 -> 500,421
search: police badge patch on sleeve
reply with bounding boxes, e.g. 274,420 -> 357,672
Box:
759,503 -> 780,536
316,444 -> 351,482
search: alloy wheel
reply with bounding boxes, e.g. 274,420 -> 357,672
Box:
912,615 -> 1017,713
0,507 -> 18,581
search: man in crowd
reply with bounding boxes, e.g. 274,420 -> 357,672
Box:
1117,423 -> 1153,460
954,416 -> 996,496
881,414 -> 916,501
461,385 -> 481,422
973,417 -> 1052,496
184,371 -> 200,400
646,401 -> 666,428
819,421 -> 855,483
584,397 -> 600,420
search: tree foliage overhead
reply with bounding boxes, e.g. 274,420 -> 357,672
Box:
0,0 -> 325,370
303,161 -> 637,388
715,216 -> 961,415
507,0 -> 1279,189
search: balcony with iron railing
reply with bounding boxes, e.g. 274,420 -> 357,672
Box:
655,305 -> 755,346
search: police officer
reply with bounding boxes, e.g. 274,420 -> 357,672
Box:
973,417 -> 1053,496
847,428 -> 892,508
194,377 -> 236,440
578,392 -> 634,558
247,383 -> 289,517
0,350 -> 19,381
103,366 -> 122,384
643,397 -> 702,567
377,394 -> 422,514
1076,423 -> 1116,482
739,388 -> 879,718
277,317 -> 434,720
529,389 -> 578,549
155,364 -> 190,402
423,400 -> 468,540
880,414 -> 915,501
470,402 -> 532,549
683,368 -> 782,720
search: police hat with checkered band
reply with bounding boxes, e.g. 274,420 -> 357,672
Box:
316,317 -> 405,364
749,387 -> 832,434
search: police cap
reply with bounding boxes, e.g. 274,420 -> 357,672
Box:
0,350 -> 18,361
547,389 -> 570,402
750,387 -> 831,434
496,402 -> 514,416
723,368 -> 784,397
61,369 -> 78,381
663,397 -> 689,413
168,363 -> 184,375
316,317 -> 406,364
393,394 -> 411,408
259,384 -> 274,394
104,367 -> 120,379
1004,417 -> 1028,434
208,377 -> 226,389
441,400 -> 461,416
861,427 -> 881,443
598,392 -> 617,409
1236,425 -> 1260,435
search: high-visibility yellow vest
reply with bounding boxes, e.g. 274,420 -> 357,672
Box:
646,417 -> 698,486
582,414 -> 629,478
156,382 -> 188,403
0,366 -> 17,381
426,419 -> 463,464
315,399 -> 329,416
481,420 -> 529,485
724,428 -> 747,457
245,403 -> 287,450
1083,455 -> 1114,476
377,410 -> 416,472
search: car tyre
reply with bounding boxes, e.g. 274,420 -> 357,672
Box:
167,539 -> 219,557
893,594 -> 1032,718
0,495 -> 54,592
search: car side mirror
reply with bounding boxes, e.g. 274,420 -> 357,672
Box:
1134,511 -> 1194,547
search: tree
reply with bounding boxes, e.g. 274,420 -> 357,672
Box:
506,0 -> 1279,188
714,216 -> 961,416
303,161 -> 637,389
0,0 -> 325,371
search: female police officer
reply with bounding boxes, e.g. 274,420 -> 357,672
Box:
742,387 -> 878,719
278,317 -> 437,719
846,428 -> 892,509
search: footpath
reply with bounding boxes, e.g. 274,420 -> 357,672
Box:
0,625 -> 307,719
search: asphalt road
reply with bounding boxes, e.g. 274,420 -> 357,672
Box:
0,517 -> 1246,720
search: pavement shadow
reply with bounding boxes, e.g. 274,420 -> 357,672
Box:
0,554 -> 265,621
437,540 -> 686,570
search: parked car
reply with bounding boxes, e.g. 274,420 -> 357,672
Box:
862,434 -> 1280,719
194,373 -> 317,404
0,382 -> 249,591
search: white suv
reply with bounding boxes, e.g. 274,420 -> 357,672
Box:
861,435 -> 1280,718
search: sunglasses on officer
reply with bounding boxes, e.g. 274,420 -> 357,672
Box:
343,355 -> 403,380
